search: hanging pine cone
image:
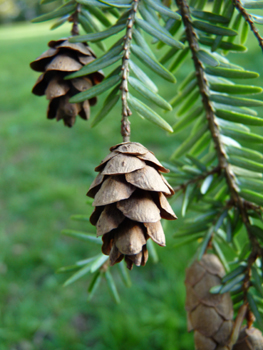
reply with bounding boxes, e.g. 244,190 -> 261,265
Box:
185,254 -> 234,350
233,326 -> 263,350
30,38 -> 104,127
87,142 -> 177,270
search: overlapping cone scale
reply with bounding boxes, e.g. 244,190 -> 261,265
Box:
87,142 -> 177,270
233,327 -> 263,350
185,254 -> 234,350
30,38 -> 104,127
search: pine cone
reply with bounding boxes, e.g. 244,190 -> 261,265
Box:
30,38 -> 104,127
233,327 -> 263,350
87,142 -> 177,270
185,254 -> 234,350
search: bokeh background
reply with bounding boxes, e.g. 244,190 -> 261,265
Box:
1,1 -> 263,349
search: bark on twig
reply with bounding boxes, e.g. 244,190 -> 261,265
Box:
232,0 -> 263,52
173,165 -> 221,193
120,0 -> 140,142
70,4 -> 81,36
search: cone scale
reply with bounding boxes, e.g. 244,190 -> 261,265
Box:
233,327 -> 263,350
185,254 -> 234,350
87,142 -> 177,270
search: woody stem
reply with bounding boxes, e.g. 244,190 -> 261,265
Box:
120,0 -> 139,142
70,4 -> 81,36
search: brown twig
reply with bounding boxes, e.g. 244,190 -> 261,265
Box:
232,0 -> 263,52
242,247 -> 260,326
244,201 -> 263,213
173,165 -> 221,193
120,0 -> 139,142
69,4 -> 81,36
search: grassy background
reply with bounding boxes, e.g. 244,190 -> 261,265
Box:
0,20 -> 263,350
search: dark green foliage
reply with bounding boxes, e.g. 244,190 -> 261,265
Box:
18,0 -> 263,345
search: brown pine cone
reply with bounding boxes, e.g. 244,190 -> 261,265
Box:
185,254 -> 234,350
87,142 -> 177,270
233,326 -> 263,350
30,38 -> 104,127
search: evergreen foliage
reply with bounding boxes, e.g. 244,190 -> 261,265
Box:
30,0 -> 263,347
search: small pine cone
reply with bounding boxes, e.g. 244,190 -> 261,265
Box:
185,254 -> 234,350
30,38 -> 104,127
87,142 -> 177,270
233,327 -> 263,350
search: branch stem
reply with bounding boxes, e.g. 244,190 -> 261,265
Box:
173,165 -> 221,193
120,0 -> 139,142
70,4 -> 81,36
243,246 -> 259,326
232,0 -> 263,52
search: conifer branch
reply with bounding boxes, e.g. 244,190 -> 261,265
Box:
243,247 -> 259,323
232,0 -> 263,52
120,0 -> 139,142
69,4 -> 81,36
176,0 -> 261,261
173,165 -> 221,193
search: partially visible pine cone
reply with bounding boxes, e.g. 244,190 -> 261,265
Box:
87,142 -> 177,270
30,38 -> 104,127
233,327 -> 263,350
185,254 -> 234,350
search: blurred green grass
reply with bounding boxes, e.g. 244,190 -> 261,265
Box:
0,20 -> 263,350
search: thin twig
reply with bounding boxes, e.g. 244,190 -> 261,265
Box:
176,0 -> 262,318
120,0 -> 139,142
173,165 -> 221,193
244,201 -> 263,214
232,0 -> 263,52
242,246 -> 260,327
69,4 -> 81,36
